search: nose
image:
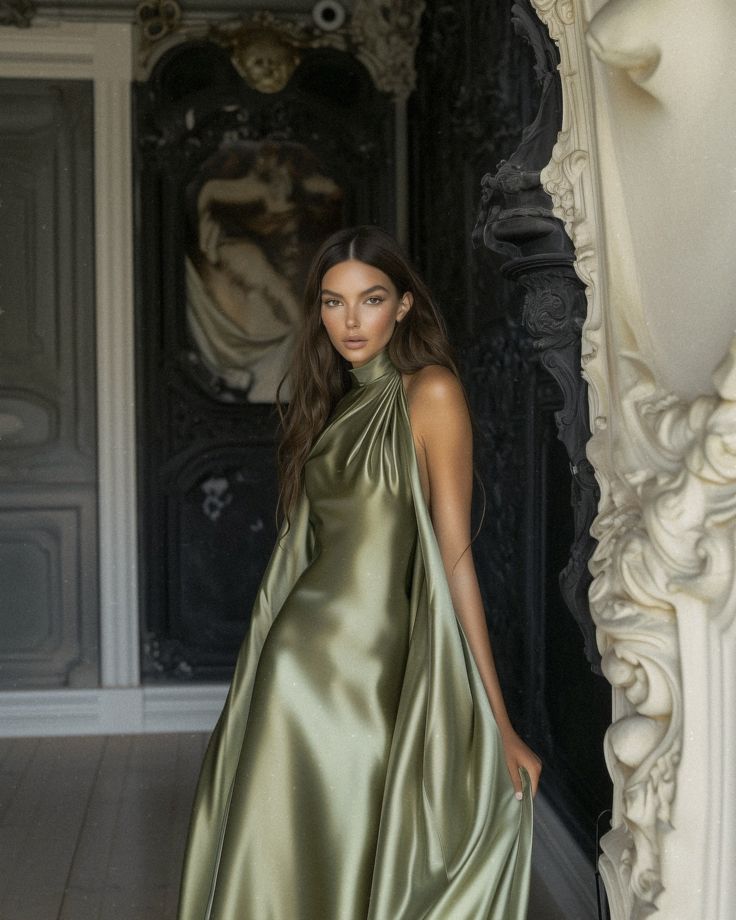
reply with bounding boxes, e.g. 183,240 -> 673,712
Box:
345,307 -> 359,329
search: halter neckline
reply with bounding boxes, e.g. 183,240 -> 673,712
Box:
347,347 -> 397,387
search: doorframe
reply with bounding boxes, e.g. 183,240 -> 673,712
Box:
0,21 -> 227,736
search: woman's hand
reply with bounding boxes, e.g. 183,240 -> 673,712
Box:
500,727 -> 542,799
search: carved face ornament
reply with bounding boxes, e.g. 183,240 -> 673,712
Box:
233,31 -> 301,94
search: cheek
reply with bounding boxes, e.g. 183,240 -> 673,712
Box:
319,309 -> 343,342
370,307 -> 399,333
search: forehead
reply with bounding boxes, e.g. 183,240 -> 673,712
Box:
320,259 -> 396,293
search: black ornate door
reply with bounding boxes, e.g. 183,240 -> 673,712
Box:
134,37 -> 395,681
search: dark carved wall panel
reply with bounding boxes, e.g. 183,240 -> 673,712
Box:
458,317 -> 610,855
0,79 -> 98,688
135,40 -> 396,681
409,0 -> 540,339
410,0 -> 611,859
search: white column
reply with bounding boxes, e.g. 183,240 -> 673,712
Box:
91,26 -> 140,688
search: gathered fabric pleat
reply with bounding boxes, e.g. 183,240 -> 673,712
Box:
176,347 -> 532,920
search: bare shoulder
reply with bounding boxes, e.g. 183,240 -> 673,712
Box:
400,365 -> 470,508
402,364 -> 466,412
401,364 -> 470,439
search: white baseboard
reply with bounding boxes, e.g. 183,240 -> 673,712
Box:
0,685 -> 229,737
531,792 -> 601,920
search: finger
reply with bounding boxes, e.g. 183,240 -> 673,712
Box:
517,765 -> 537,800
509,765 -> 523,801
528,764 -> 541,798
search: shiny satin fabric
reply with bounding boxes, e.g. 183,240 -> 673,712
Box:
177,347 -> 533,920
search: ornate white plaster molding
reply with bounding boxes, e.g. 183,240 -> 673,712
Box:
531,1 -> 736,917
531,0 -> 609,437
593,339 -> 736,916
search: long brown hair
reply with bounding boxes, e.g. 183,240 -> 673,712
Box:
275,225 -> 485,556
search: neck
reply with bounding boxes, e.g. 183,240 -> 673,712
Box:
347,346 -> 395,386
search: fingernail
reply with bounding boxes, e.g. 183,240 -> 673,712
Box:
515,791 -> 523,801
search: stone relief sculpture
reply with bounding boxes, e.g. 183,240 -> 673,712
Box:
185,141 -> 342,403
532,0 -> 736,918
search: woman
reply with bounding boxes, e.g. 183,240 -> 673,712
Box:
177,226 -> 541,920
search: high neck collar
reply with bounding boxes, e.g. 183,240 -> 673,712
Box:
347,346 -> 396,387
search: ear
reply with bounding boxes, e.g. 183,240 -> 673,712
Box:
397,291 -> 414,322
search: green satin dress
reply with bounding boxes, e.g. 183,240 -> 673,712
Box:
177,346 -> 533,920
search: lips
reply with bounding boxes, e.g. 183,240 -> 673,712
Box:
343,337 -> 367,348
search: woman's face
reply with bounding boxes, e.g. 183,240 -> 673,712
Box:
319,259 -> 413,367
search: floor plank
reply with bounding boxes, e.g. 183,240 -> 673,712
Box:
58,737 -> 133,920
0,737 -> 104,920
0,738 -> 40,825
0,734 -> 207,920
97,735 -> 183,920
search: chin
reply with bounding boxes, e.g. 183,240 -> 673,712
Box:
341,343 -> 376,364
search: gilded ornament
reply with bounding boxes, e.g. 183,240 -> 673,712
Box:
228,29 -> 301,95
202,15 -> 325,96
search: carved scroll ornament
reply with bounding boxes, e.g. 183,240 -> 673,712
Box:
592,341 -> 736,914
531,0 -> 736,917
350,0 -> 425,100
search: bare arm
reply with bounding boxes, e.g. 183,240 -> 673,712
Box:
406,365 -> 542,797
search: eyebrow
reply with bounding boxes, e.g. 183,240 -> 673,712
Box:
320,285 -> 390,298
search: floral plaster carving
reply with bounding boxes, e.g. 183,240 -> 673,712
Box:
532,0 -> 736,917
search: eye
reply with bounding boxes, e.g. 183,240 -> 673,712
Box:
322,298 -> 341,307
366,296 -> 384,305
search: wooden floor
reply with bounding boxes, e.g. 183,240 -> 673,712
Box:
0,734 -> 563,920
0,734 -> 207,920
